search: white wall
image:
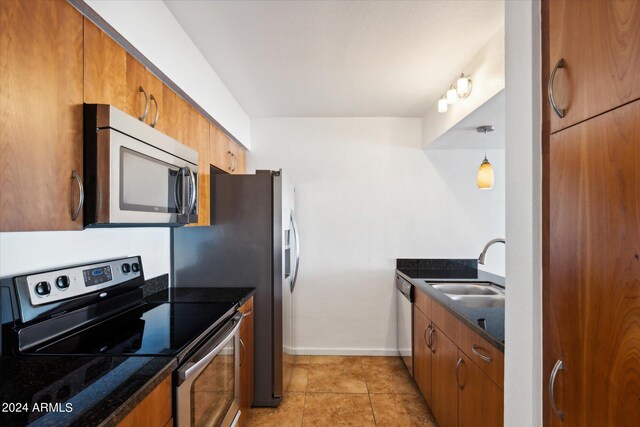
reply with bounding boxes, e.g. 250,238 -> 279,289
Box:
0,229 -> 170,279
249,117 -> 505,354
504,0 -> 542,425
84,0 -> 251,149
422,29 -> 505,148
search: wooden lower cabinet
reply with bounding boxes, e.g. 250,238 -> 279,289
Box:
117,376 -> 172,427
546,99 -> 640,426
413,306 -> 433,404
458,352 -> 503,427
412,287 -> 504,427
0,0 -> 84,231
238,297 -> 254,425
430,325 -> 459,427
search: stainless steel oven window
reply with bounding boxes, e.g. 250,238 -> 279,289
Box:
177,313 -> 242,427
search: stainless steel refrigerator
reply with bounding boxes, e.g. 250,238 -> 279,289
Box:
171,169 -> 299,407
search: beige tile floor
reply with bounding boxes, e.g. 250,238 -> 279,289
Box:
244,356 -> 438,427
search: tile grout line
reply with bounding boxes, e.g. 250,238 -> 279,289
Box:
363,359 -> 379,427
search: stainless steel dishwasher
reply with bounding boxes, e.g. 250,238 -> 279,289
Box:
396,274 -> 413,376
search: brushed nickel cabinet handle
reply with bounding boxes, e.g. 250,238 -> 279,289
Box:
227,150 -> 233,171
456,357 -> 464,390
242,309 -> 252,318
549,359 -> 565,421
231,152 -> 237,172
430,328 -> 436,354
71,170 -> 84,221
138,86 -> 149,122
239,338 -> 246,367
471,344 -> 493,362
548,58 -> 566,119
423,324 -> 431,347
149,94 -> 159,128
427,324 -> 434,349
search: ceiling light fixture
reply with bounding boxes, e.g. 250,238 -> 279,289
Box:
436,73 -> 473,113
438,96 -> 448,113
446,86 -> 458,104
456,74 -> 472,98
476,125 -> 495,190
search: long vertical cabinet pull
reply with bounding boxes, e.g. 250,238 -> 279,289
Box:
149,94 -> 159,128
456,357 -> 465,390
70,170 -> 84,221
549,359 -> 565,421
548,58 -> 567,119
138,86 -> 149,121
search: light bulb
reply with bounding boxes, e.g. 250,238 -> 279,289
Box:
438,97 -> 448,113
477,157 -> 494,190
446,87 -> 458,104
456,74 -> 471,98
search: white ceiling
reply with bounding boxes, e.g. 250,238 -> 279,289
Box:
429,90 -> 505,149
164,0 -> 504,118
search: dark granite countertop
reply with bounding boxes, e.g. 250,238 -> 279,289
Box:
0,355 -> 175,427
145,287 -> 256,307
396,262 -> 505,352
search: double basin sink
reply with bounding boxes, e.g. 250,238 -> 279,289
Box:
427,282 -> 505,308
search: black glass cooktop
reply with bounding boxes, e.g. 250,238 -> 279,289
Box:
31,302 -> 234,361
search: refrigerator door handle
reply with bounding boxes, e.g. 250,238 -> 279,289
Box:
290,211 -> 301,292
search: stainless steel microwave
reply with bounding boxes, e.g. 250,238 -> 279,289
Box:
83,104 -> 198,227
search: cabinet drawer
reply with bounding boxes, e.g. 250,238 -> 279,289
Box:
431,301 -> 460,344
458,324 -> 504,389
414,287 -> 432,319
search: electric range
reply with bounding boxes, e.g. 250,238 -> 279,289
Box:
1,256 -> 243,427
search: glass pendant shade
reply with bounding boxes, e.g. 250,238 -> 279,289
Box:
477,157 -> 494,190
438,97 -> 448,113
456,75 -> 470,97
446,87 -> 458,104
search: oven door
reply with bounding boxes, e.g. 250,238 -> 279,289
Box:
176,312 -> 242,427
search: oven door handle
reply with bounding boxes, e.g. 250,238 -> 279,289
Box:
178,312 -> 242,382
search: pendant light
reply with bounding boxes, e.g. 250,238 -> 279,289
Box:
476,125 -> 495,190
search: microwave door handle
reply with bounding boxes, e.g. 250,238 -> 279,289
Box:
290,211 -> 301,292
186,167 -> 197,213
178,313 -> 242,383
174,168 -> 184,215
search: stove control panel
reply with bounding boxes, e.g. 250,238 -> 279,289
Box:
22,256 -> 143,307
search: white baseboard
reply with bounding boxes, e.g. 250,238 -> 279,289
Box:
285,347 -> 400,356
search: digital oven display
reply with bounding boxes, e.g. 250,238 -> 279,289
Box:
82,265 -> 113,286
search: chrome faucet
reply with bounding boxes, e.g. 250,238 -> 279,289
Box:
478,238 -> 505,265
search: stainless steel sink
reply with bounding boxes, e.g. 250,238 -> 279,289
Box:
447,294 -> 505,308
430,282 -> 499,295
427,281 -> 505,308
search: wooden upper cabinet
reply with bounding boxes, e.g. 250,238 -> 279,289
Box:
458,352 -> 504,427
125,54 -> 164,128
547,0 -> 640,133
547,99 -> 640,426
0,0 -> 84,231
84,18 -> 126,111
209,124 -> 246,174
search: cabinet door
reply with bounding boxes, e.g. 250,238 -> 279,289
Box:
239,298 -> 254,425
117,376 -> 172,427
413,307 -> 432,405
227,140 -> 246,174
84,19 -> 127,111
209,124 -> 232,172
547,100 -> 640,425
430,326 -> 458,427
0,0 -> 84,231
125,54 -> 163,126
458,352 -> 503,427
547,0 -> 640,133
